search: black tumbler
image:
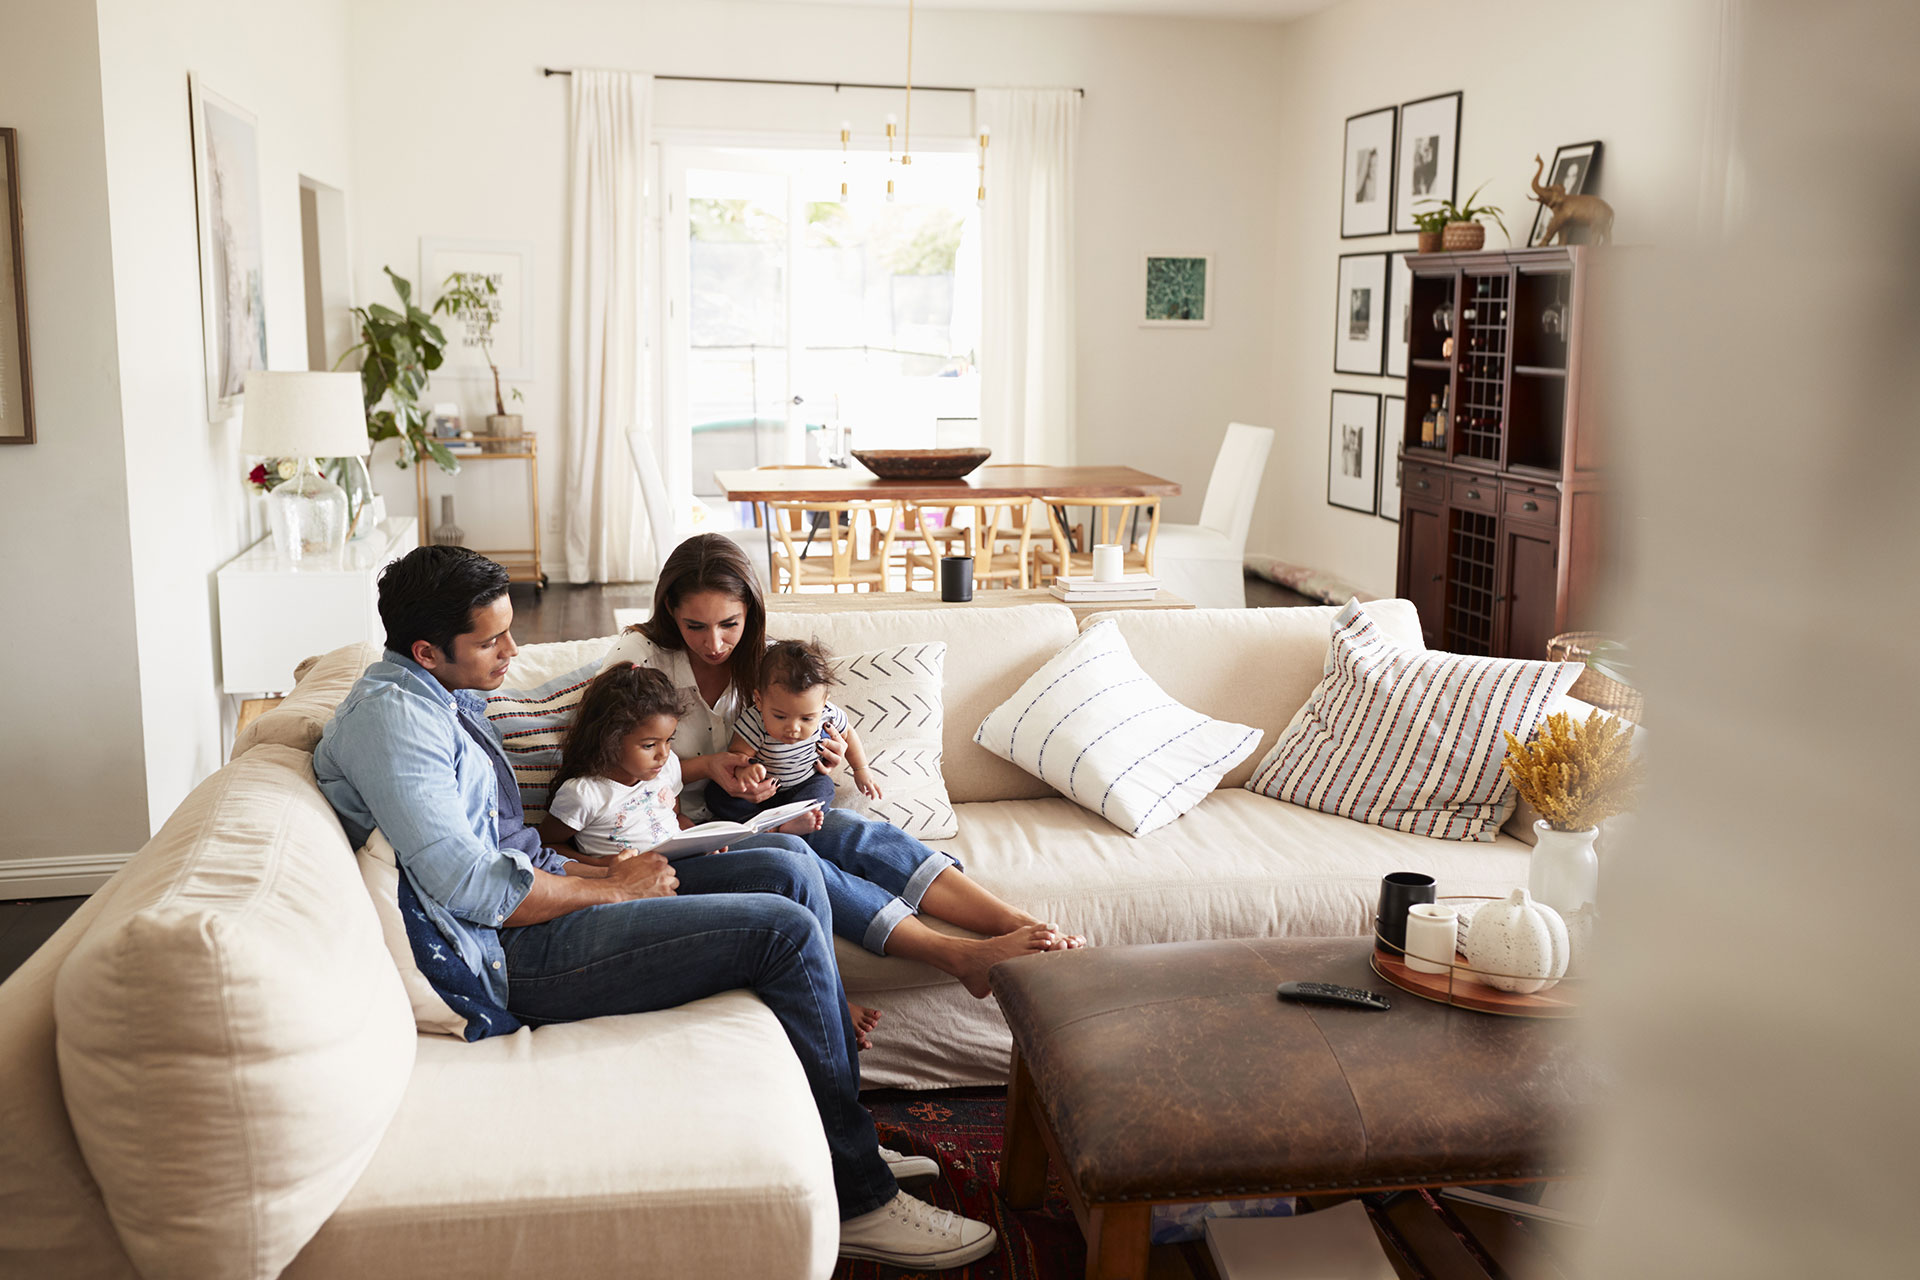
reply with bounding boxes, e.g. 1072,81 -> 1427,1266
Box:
1375,872 -> 1437,955
940,555 -> 975,602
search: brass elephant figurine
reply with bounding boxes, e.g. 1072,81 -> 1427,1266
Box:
1530,155 -> 1614,245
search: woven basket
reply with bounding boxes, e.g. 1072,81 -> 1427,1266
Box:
1441,221 -> 1486,252
1547,631 -> 1645,724
1416,230 -> 1443,253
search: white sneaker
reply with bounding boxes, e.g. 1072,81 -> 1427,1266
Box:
879,1143 -> 940,1185
839,1190 -> 997,1268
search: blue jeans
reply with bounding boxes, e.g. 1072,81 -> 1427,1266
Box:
706,769 -> 837,824
802,809 -> 957,955
498,836 -> 897,1220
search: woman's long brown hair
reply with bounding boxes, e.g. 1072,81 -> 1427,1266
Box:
628,533 -> 768,703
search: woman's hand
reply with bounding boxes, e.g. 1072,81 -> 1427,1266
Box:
816,726 -> 849,775
708,751 -> 777,802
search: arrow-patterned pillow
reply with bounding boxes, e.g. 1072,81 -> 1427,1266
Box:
829,642 -> 956,839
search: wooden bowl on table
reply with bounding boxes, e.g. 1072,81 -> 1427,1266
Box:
851,448 -> 992,481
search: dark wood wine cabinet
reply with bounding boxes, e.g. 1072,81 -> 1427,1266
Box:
1395,245 -> 1604,658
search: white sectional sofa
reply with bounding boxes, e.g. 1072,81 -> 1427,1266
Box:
0,600 -> 1549,1279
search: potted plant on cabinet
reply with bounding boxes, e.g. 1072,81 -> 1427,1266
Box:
337,266 -> 458,473
1412,206 -> 1450,254
434,271 -> 523,447
1415,181 -> 1510,252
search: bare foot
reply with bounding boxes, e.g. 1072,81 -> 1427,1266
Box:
953,923 -> 1057,998
776,808 -> 826,836
848,1001 -> 881,1051
1009,912 -> 1086,952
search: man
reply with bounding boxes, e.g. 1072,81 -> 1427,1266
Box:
313,546 -> 995,1269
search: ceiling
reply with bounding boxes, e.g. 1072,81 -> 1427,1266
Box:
746,0 -> 1339,21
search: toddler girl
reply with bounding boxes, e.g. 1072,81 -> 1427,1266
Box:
540,663 -> 693,859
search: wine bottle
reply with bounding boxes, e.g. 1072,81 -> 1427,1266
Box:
1436,388 -> 1450,449
1422,395 -> 1437,446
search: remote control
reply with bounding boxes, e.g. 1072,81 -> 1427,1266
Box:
1276,981 -> 1392,1011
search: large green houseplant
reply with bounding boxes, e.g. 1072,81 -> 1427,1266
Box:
337,267 -> 458,472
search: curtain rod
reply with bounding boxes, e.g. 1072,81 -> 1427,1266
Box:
540,68 -> 1085,97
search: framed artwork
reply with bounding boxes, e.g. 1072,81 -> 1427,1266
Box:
190,75 -> 270,423
1341,106 -> 1396,238
1386,250 -> 1414,378
1530,140 -> 1605,246
1379,395 -> 1405,522
421,238 -> 535,379
1394,91 -> 1462,234
0,128 -> 34,444
1333,252 -> 1388,376
1141,253 -> 1211,327
1327,391 -> 1379,515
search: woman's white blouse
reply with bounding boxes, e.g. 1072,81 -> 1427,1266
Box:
600,631 -> 742,820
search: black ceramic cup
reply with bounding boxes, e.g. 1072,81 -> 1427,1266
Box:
940,555 -> 975,602
1375,872 -> 1438,955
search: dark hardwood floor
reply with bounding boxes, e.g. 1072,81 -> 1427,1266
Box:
0,897 -> 86,985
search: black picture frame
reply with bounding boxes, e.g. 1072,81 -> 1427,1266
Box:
1327,390 -> 1381,515
1341,105 -> 1397,238
1386,250 -> 1415,378
1394,90 -> 1462,234
1378,395 -> 1405,522
1529,140 -> 1605,246
1333,252 -> 1389,376
0,127 -> 34,446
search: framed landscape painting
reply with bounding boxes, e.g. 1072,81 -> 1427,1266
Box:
1327,390 -> 1379,515
190,74 -> 269,423
1142,253 -> 1211,327
1333,252 -> 1388,376
1341,106 -> 1396,238
1394,91 -> 1462,234
1379,394 -> 1405,521
0,128 -> 33,444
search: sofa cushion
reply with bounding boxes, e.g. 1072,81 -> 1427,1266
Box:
830,642 -> 956,838
282,993 -> 838,1280
230,641 -> 381,759
53,744 -> 417,1280
1085,599 -> 1426,791
973,619 -> 1261,836
770,603 -> 1079,804
1246,600 -> 1582,841
483,660 -> 601,821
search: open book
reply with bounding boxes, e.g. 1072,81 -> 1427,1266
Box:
645,798 -> 824,860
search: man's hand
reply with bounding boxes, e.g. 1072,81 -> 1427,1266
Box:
816,725 -> 848,775
604,851 -> 678,900
711,751 -> 777,802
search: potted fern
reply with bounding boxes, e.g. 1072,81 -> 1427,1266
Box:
1415,181 -> 1509,253
434,271 -> 523,446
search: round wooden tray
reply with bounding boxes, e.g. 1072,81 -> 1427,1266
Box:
1371,896 -> 1583,1018
852,447 -> 992,480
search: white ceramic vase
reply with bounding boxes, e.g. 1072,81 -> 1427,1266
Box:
1528,821 -> 1599,917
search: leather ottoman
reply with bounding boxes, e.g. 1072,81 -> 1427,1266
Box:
990,937 -> 1602,1279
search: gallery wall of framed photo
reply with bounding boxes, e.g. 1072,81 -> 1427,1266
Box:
1331,90 -> 1462,523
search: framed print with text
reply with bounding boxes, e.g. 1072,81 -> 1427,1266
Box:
1394,91 -> 1462,233
1334,252 -> 1388,375
1341,106 -> 1396,238
1379,395 -> 1404,521
1327,390 -> 1380,515
421,238 -> 535,380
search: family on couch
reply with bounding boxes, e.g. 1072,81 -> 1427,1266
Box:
312,536 -> 1082,1269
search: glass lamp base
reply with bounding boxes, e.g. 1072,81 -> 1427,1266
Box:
269,463 -> 349,559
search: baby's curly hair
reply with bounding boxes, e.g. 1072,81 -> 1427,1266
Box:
551,663 -> 690,791
758,638 -> 838,695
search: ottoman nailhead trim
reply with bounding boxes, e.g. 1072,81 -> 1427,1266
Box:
1091,1167 -> 1573,1203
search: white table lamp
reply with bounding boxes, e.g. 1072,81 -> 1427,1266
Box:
241,372 -> 368,559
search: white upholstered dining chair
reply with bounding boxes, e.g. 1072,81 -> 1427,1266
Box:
1150,422 -> 1274,609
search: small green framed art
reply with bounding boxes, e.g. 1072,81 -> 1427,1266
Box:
1142,254 -> 1211,327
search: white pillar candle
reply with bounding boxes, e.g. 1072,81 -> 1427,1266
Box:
1092,543 -> 1124,582
1404,902 -> 1459,976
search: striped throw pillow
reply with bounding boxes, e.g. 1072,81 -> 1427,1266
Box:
483,661 -> 600,821
1245,600 -> 1582,841
974,619 -> 1262,837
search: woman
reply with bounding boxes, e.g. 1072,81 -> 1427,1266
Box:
602,534 -> 1082,997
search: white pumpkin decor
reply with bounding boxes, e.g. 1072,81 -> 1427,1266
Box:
1461,888 -> 1569,994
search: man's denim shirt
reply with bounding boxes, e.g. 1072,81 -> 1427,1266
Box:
314,651 -> 568,1007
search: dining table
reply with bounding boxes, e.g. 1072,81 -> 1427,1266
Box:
714,464 -> 1183,585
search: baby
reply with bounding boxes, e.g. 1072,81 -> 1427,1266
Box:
708,639 -> 882,824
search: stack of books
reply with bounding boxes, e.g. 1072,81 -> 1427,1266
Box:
1049,572 -> 1160,604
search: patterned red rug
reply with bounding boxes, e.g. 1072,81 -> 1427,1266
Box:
838,1088 -> 1211,1280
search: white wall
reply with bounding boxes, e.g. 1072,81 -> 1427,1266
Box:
0,0 -> 150,889
94,0 -> 356,829
1258,0 -> 1715,596
344,0 -> 1290,555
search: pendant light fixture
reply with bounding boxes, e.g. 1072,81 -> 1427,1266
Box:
838,0 -> 918,204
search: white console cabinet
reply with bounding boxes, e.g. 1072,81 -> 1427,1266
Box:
217,518 -> 418,695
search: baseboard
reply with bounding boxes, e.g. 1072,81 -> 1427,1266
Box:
0,853 -> 131,899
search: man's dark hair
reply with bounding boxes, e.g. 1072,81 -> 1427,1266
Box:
551,663 -> 690,794
757,638 -> 838,695
377,546 -> 512,658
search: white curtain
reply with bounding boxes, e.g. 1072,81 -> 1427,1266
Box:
564,69 -> 656,583
977,88 -> 1079,466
